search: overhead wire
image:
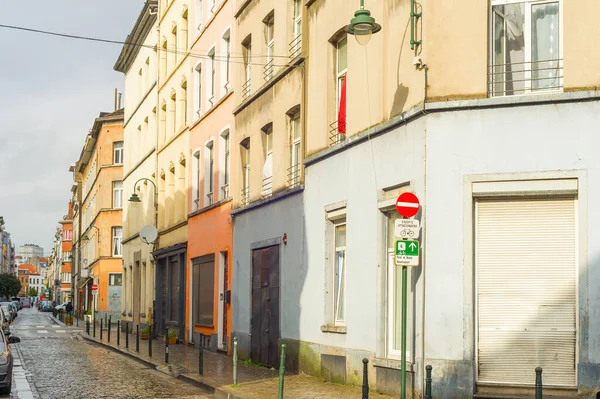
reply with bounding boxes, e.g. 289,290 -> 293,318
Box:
0,23 -> 300,68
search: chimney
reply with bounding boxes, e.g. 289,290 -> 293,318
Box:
114,88 -> 118,111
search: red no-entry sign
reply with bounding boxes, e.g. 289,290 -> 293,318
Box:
91,284 -> 98,291
396,192 -> 420,218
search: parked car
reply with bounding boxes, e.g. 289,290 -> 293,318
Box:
10,298 -> 21,311
0,308 -> 9,335
0,305 -> 12,324
21,299 -> 30,309
40,301 -> 53,313
0,329 -> 14,394
11,301 -> 20,313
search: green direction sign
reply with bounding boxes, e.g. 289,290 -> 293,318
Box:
395,240 -> 420,266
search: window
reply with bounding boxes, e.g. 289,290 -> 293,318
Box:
333,219 -> 346,324
161,40 -> 168,79
208,48 -> 216,108
242,37 -> 252,98
109,273 -> 123,286
63,252 -> 72,262
195,63 -> 202,117
220,129 -> 230,198
261,125 -> 273,198
291,0 -> 302,57
205,141 -> 214,205
289,112 -> 301,188
192,255 -> 215,326
192,150 -> 201,210
170,92 -> 177,137
264,15 -> 275,80
113,142 -> 124,165
489,0 -> 562,97
240,139 -> 250,206
112,227 -> 123,257
335,36 -> 348,141
113,181 -> 123,209
222,29 -> 231,94
63,230 -> 73,241
196,0 -> 203,31
180,81 -> 188,128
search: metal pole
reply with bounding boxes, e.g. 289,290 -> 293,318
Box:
165,328 -> 169,364
535,367 -> 543,399
93,317 -> 96,338
233,337 -> 238,385
126,322 -> 129,349
199,333 -> 204,375
425,365 -> 432,399
362,358 -> 369,399
136,325 -> 140,352
278,344 -> 286,399
100,319 -> 103,341
148,325 -> 152,357
117,321 -> 120,346
108,316 -> 111,343
401,265 -> 407,399
86,319 -> 89,335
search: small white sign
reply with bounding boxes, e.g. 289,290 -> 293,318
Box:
91,290 -> 98,296
394,219 -> 420,239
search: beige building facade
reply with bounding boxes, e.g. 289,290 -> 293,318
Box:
114,0 -> 159,332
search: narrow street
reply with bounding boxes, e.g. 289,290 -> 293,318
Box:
5,307 -> 212,399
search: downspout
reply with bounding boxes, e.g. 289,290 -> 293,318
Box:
153,3 -> 161,339
420,63 -> 428,396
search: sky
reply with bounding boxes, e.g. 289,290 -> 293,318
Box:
0,1 -> 144,254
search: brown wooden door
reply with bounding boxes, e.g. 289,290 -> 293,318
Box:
251,245 -> 280,367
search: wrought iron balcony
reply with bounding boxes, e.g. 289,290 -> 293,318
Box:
289,34 -> 302,59
488,58 -> 563,97
329,117 -> 347,147
241,186 -> 250,207
261,176 -> 273,199
287,164 -> 301,189
241,79 -> 251,99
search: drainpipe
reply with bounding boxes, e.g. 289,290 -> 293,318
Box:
419,62 -> 428,396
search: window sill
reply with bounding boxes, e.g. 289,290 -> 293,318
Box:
321,324 -> 347,334
195,323 -> 214,329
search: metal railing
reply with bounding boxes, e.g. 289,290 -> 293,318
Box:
289,34 -> 302,59
221,184 -> 230,199
488,58 -> 563,97
329,118 -> 347,147
206,192 -> 213,206
241,79 -> 251,99
223,81 -> 231,94
263,59 -> 275,82
287,164 -> 301,189
241,186 -> 250,206
261,176 -> 273,199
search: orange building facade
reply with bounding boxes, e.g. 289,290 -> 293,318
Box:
59,202 -> 73,303
185,0 -> 234,351
75,110 -> 124,320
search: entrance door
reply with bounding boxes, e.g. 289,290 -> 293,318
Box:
133,261 -> 141,326
250,245 -> 280,367
476,197 -> 576,387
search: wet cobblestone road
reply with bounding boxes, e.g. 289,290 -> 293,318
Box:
6,307 -> 212,399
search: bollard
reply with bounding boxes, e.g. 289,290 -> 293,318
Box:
362,358 -> 369,399
233,337 -> 238,385
86,319 -> 90,335
199,333 -> 204,375
278,344 -> 286,399
165,328 -> 169,364
148,325 -> 152,357
93,317 -> 96,338
136,325 -> 140,352
108,316 -> 111,343
100,319 -> 103,341
126,322 -> 129,349
76,314 -> 79,327
535,367 -> 543,399
117,321 -> 120,346
425,365 -> 433,399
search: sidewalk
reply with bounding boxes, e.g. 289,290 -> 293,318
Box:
78,320 -> 394,399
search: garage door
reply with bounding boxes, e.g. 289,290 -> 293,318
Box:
476,197 -> 576,387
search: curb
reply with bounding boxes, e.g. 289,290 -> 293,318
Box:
79,334 -> 235,397
49,314 -> 65,326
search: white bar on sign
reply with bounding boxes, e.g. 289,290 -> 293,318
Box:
396,201 -> 419,208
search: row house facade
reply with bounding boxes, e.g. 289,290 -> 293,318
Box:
0,218 -> 16,275
57,202 -> 73,304
74,111 -> 124,321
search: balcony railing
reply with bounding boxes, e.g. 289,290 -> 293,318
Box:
261,176 -> 273,199
206,192 -> 214,206
329,118 -> 347,147
221,184 -> 230,199
223,81 -> 231,94
488,58 -> 563,97
242,79 -> 251,99
263,59 -> 275,82
289,34 -> 302,59
241,186 -> 250,207
194,198 -> 200,211
287,164 -> 301,189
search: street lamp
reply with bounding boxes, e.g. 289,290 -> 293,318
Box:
81,225 -> 100,243
128,178 -> 158,216
345,0 -> 381,46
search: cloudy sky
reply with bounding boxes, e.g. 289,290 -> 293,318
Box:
0,1 -> 143,254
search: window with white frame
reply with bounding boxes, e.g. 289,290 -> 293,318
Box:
335,36 -> 347,138
113,142 -> 124,165
63,230 -> 73,241
113,181 -> 123,209
292,0 -> 302,57
63,251 -> 72,262
205,141 -> 214,205
289,111 -> 301,188
489,0 -> 562,97
264,14 -> 275,80
208,48 -> 216,109
222,29 -> 231,95
242,37 -> 252,98
196,0 -> 203,31
219,129 -> 230,198
195,63 -> 202,117
261,125 -> 273,198
240,139 -> 250,206
192,150 -> 201,210
325,206 -> 347,327
112,227 -> 123,257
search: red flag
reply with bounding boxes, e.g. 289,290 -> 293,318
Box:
337,74 -> 347,135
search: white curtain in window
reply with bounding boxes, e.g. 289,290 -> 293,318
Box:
532,3 -> 559,90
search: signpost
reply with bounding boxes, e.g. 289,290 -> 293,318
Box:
394,192 -> 421,399
91,284 -> 98,296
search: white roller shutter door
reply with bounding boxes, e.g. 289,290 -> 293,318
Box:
476,197 -> 576,387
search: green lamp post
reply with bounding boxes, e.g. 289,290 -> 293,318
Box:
345,0 -> 381,46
